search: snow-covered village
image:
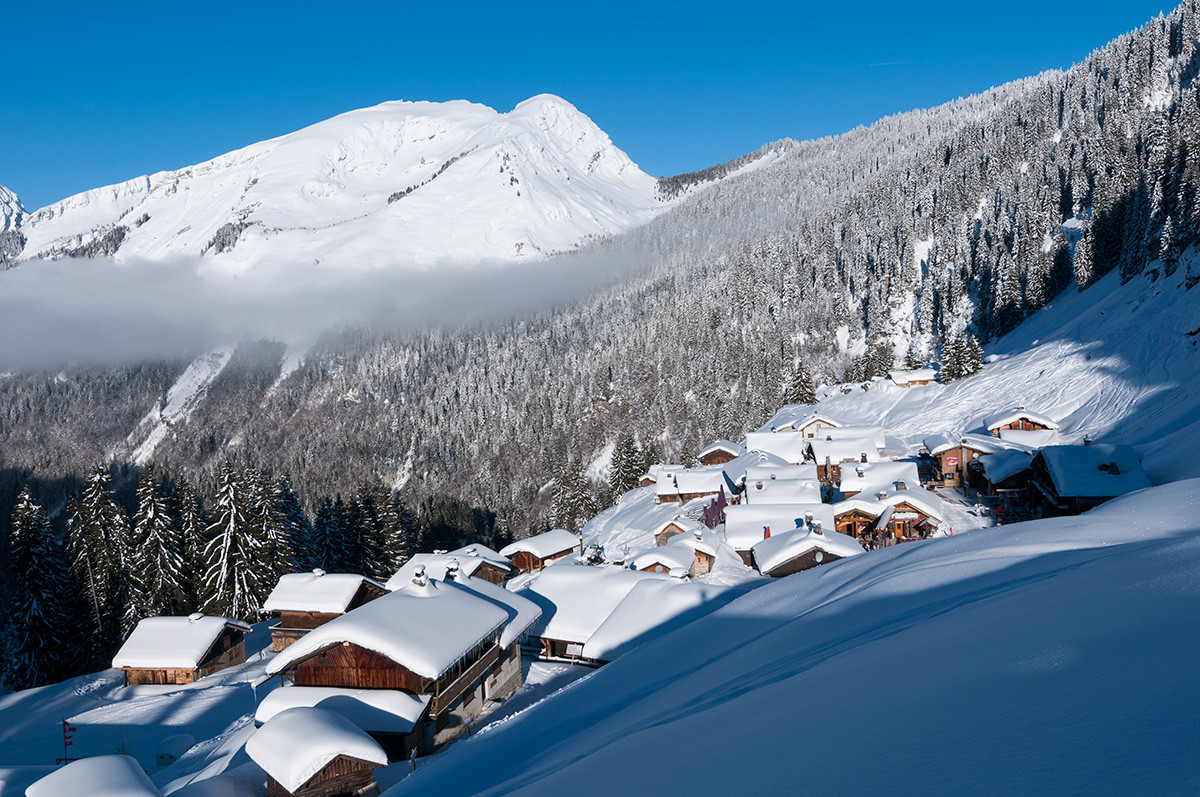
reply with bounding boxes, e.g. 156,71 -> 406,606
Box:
2,1 -> 1200,795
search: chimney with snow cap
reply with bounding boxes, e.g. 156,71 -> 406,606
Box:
188,613 -> 203,623
813,520 -> 823,535
446,560 -> 461,580
856,467 -> 865,478
411,565 -> 428,588
1084,436 -> 1093,447
804,511 -> 814,525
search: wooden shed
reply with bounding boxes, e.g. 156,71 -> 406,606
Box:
264,571 -> 388,652
751,523 -> 864,577
1029,443 -> 1151,516
246,707 -> 388,797
113,614 -> 250,687
500,528 -> 582,572
698,439 -> 742,467
652,517 -> 700,547
985,406 -> 1060,437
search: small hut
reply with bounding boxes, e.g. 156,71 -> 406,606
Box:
651,517 -> 701,547
500,529 -> 582,572
113,614 -> 250,687
698,439 -> 743,466
752,522 -> 865,577
665,531 -> 719,577
631,546 -> 693,578
246,707 -> 387,797
263,571 -> 388,651
985,406 -> 1060,437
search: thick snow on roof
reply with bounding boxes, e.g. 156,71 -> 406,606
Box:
752,526 -> 864,574
255,686 -> 431,733
998,428 -> 1056,447
881,490 -> 945,522
741,462 -> 818,483
631,546 -> 695,574
445,573 -> 543,648
26,755 -> 160,797
723,503 -> 834,550
581,580 -> 739,662
1038,444 -> 1151,498
653,466 -> 730,499
699,439 -> 743,458
985,407 -> 1060,431
978,449 -> 1036,483
263,571 -> 382,614
720,450 -> 793,487
112,615 -> 250,669
452,542 -> 514,570
805,436 -> 882,465
926,432 -> 1026,457
246,707 -> 386,792
649,516 -> 702,537
839,460 -> 922,497
756,405 -> 842,433
523,565 -> 668,644
888,367 -> 939,385
384,549 -> 511,590
267,578 -> 509,680
740,476 -> 822,505
743,431 -> 812,464
817,425 -> 887,451
500,528 -> 581,560
638,464 -> 684,484
666,530 -> 718,557
831,498 -> 887,518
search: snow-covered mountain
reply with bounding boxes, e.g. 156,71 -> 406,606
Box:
0,184 -> 24,233
13,95 -> 667,274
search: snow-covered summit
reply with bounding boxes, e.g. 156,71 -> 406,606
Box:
13,94 -> 666,275
0,184 -> 24,233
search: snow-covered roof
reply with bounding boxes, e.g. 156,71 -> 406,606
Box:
26,755 -> 160,797
740,476 -> 822,505
830,498 -> 887,519
246,707 -> 387,793
752,526 -> 864,574
113,615 -> 251,670
985,407 -> 1060,431
500,528 -> 582,560
638,464 -> 684,484
632,546 -> 695,574
1037,444 -> 1151,498
699,439 -> 743,458
523,565 -> 668,645
816,425 -> 887,452
978,449 -> 1036,484
384,548 -> 512,590
721,450 -> 793,486
756,406 -> 841,433
741,462 -> 819,483
650,517 -> 702,537
263,571 -> 384,614
839,460 -> 922,497
926,432 -> 1027,457
887,367 -> 939,385
805,436 -> 883,465
880,490 -> 945,522
666,530 -> 718,557
743,431 -> 812,464
267,578 -> 509,680
998,428 -> 1056,447
255,686 -> 431,734
723,503 -> 835,550
653,466 -> 730,499
581,580 -> 735,662
444,572 -> 543,648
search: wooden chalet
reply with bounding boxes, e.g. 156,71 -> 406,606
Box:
743,430 -> 813,465
246,706 -> 388,797
653,517 -> 701,547
113,614 -> 250,687
887,367 -> 938,387
723,503 -> 834,566
385,547 -> 515,592
838,460 -> 921,499
267,569 -> 517,752
666,531 -> 718,577
765,411 -> 841,439
263,571 -> 388,652
698,439 -> 742,466
804,436 -> 882,485
923,433 -> 1017,489
986,406 -> 1060,437
751,522 -> 864,577
874,492 -> 945,543
500,528 -> 582,573
653,466 -> 729,505
1029,443 -> 1151,516
832,499 -> 885,540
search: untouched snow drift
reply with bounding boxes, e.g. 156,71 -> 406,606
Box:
386,481 -> 1200,795
13,95 -> 662,275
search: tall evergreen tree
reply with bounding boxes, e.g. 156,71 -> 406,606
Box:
201,462 -> 263,621
67,466 -> 131,650
174,483 -> 206,610
128,468 -> 186,620
276,477 -> 311,572
782,361 -> 817,405
3,489 -> 75,690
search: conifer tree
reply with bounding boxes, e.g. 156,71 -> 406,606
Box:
201,462 -> 263,621
174,483 -> 206,609
246,467 -> 287,595
783,361 -> 817,405
903,344 -> 926,370
276,477 -> 311,572
3,489 -> 75,690
128,468 -> 186,620
608,433 -> 641,498
67,466 -> 131,649
1074,228 -> 1095,289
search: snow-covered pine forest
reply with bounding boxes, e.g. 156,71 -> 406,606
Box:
2,0 -> 1200,690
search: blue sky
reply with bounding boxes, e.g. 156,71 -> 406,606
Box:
2,1 -> 1172,210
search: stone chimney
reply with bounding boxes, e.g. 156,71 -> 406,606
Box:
411,564 -> 428,588
813,521 -> 823,535
804,511 -> 814,525
446,560 -> 461,581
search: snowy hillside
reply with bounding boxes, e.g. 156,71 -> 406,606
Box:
0,185 -> 23,233
14,95 -> 666,274
385,480 -> 1200,794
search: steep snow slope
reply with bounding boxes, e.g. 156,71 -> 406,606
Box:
17,95 -> 664,274
385,480 -> 1200,795
0,185 -> 24,233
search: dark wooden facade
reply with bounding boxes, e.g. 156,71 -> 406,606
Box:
929,443 -> 990,488
122,629 -> 246,687
507,547 -> 576,573
699,449 -> 737,466
654,522 -> 689,547
467,561 -> 512,586
271,581 -> 388,652
265,754 -> 378,797
756,547 -> 845,578
657,490 -> 720,505
878,501 -> 938,541
990,417 -> 1053,436
834,508 -> 881,540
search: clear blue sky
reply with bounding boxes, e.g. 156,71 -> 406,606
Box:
2,0 -> 1173,210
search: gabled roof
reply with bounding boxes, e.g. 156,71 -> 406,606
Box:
756,406 -> 842,433
985,407 -> 1060,431
805,436 -> 882,465
263,571 -> 385,614
723,503 -> 835,550
384,546 -> 513,590
752,526 -> 864,574
699,439 -> 743,458
740,476 -> 823,505
743,431 -> 812,464
255,686 -> 431,734
666,530 -> 719,557
816,425 -> 887,452
721,450 -> 792,487
500,528 -> 582,560
653,466 -> 730,499
880,490 -> 945,522
887,367 -> 939,385
830,498 -> 887,519
113,615 -> 251,670
1036,444 -> 1150,498
523,565 -> 668,645
977,449 -> 1036,484
650,517 -> 702,537
998,428 -> 1056,447
638,464 -> 684,484
26,755 -> 159,797
839,460 -> 922,497
266,578 -> 509,680
444,572 -> 543,648
246,707 -> 387,793
632,546 -> 695,575
926,432 -> 1028,457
